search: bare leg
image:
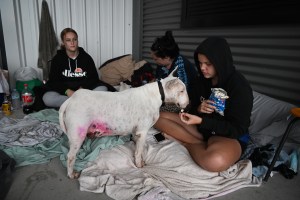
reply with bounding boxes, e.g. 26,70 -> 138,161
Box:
155,112 -> 242,172
183,136 -> 242,172
154,112 -> 203,143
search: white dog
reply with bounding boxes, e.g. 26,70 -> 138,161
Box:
59,74 -> 189,179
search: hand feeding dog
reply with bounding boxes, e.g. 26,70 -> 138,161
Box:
180,108 -> 189,121
59,69 -> 189,179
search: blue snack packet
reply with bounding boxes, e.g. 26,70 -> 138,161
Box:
209,88 -> 229,116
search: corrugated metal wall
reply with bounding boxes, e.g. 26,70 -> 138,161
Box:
0,0 -> 132,88
140,0 -> 300,106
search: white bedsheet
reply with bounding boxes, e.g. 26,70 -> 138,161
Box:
79,129 -> 260,200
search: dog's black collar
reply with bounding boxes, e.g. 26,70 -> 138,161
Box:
157,80 -> 165,106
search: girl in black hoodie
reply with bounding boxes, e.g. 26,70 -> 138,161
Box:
42,28 -> 114,108
154,37 -> 253,172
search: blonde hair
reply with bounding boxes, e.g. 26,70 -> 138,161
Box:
60,28 -> 78,49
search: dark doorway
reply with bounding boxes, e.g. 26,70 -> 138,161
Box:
0,10 -> 7,70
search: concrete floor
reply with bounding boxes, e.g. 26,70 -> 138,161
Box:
2,109 -> 300,200
4,156 -> 300,200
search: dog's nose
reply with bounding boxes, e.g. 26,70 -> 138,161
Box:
181,102 -> 191,111
178,104 -> 188,110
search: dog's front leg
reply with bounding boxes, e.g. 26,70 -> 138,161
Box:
134,130 -> 147,168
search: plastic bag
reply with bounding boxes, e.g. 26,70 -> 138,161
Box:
13,67 -> 43,95
14,66 -> 40,81
0,69 -> 9,94
16,79 -> 42,95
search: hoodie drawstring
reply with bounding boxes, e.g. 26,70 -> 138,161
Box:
68,58 -> 78,71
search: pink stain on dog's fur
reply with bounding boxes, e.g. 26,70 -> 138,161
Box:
87,121 -> 113,137
78,122 -> 113,139
77,121 -> 113,139
78,127 -> 87,139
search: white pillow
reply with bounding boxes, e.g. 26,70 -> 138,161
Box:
249,91 -> 295,134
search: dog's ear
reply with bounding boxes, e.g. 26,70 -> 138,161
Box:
168,66 -> 178,77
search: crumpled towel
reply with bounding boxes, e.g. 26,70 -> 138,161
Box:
28,108 -> 60,124
0,115 -> 63,147
79,131 -> 256,200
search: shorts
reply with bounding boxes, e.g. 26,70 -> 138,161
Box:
238,134 -> 250,154
238,140 -> 248,154
198,128 -> 249,154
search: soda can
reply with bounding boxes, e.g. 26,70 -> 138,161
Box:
2,101 -> 12,115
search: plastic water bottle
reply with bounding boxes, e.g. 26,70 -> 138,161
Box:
11,89 -> 21,110
21,83 -> 34,114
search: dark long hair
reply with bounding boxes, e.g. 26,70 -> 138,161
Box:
151,30 -> 179,59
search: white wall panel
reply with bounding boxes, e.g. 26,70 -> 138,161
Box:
86,0 -> 101,70
113,0 -> 125,57
124,0 -> 133,53
99,0 -> 113,64
70,0 -> 86,46
53,0 -> 71,30
19,0 -> 40,67
0,0 -> 132,89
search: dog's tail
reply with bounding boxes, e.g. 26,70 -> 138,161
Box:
58,97 -> 71,133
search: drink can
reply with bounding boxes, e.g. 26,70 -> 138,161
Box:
2,101 -> 12,115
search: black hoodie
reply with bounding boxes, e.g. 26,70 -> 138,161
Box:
47,47 -> 103,94
192,37 -> 253,140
